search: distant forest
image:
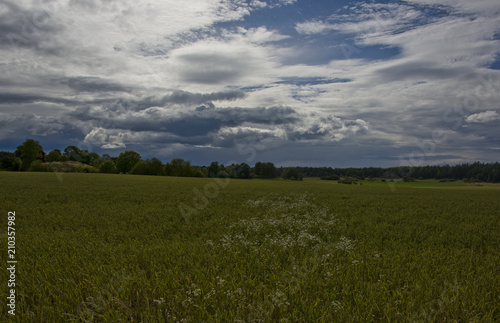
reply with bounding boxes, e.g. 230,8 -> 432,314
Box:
289,164 -> 500,183
1,139 -> 499,182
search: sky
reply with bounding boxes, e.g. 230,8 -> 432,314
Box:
0,0 -> 499,168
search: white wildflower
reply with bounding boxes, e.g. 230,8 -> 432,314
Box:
153,297 -> 165,305
332,300 -> 343,312
335,236 -> 355,253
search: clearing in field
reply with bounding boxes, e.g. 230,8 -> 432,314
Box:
0,172 -> 499,322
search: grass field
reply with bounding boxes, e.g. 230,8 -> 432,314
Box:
1,172 -> 499,322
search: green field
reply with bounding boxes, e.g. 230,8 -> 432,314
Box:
1,172 -> 499,322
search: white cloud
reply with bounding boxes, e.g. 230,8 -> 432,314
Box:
404,0 -> 500,16
279,0 -> 297,5
335,3 -> 424,36
239,26 -> 290,44
297,2 -> 499,71
250,1 -> 267,9
0,0 -> 264,84
296,3 -> 424,37
465,110 -> 500,123
295,21 -> 337,35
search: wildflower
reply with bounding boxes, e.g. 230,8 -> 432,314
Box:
153,297 -> 165,305
335,236 -> 355,253
332,300 -> 343,312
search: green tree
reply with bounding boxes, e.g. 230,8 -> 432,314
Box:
255,162 -> 277,179
254,162 -> 262,177
283,168 -> 303,181
131,158 -> 164,176
116,151 -> 141,173
99,160 -> 117,174
63,146 -> 85,162
92,154 -> 112,168
237,163 -> 252,179
91,158 -> 104,168
101,154 -> 112,161
165,159 -> 203,177
223,164 -> 237,178
14,139 -> 44,171
46,149 -> 63,162
82,152 -> 100,165
0,154 -> 22,171
208,161 -> 221,177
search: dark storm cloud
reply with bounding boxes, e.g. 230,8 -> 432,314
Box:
65,89 -> 248,120
70,104 -> 298,137
0,113 -> 65,137
168,90 -> 246,104
176,53 -> 245,84
212,127 -> 277,148
0,1 -> 64,54
283,116 -> 369,142
77,100 -> 370,151
197,106 -> 297,125
174,47 -> 269,85
275,77 -> 352,86
0,92 -> 75,105
374,61 -> 474,82
157,106 -> 297,137
61,77 -> 132,93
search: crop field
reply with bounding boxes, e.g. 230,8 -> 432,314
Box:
1,172 -> 499,322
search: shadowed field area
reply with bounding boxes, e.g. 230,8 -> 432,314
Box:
1,172 -> 499,322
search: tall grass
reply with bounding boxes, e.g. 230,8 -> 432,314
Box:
0,172 -> 499,321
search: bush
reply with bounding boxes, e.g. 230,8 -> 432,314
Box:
99,160 -> 117,174
75,164 -> 98,173
337,180 -> 362,185
28,160 -> 53,172
0,155 -> 22,171
439,179 -> 456,183
283,168 -> 303,181
91,158 -> 105,168
321,175 -> 340,181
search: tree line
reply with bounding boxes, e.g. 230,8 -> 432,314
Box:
1,139 -> 499,182
0,139 -> 286,179
292,163 -> 500,183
